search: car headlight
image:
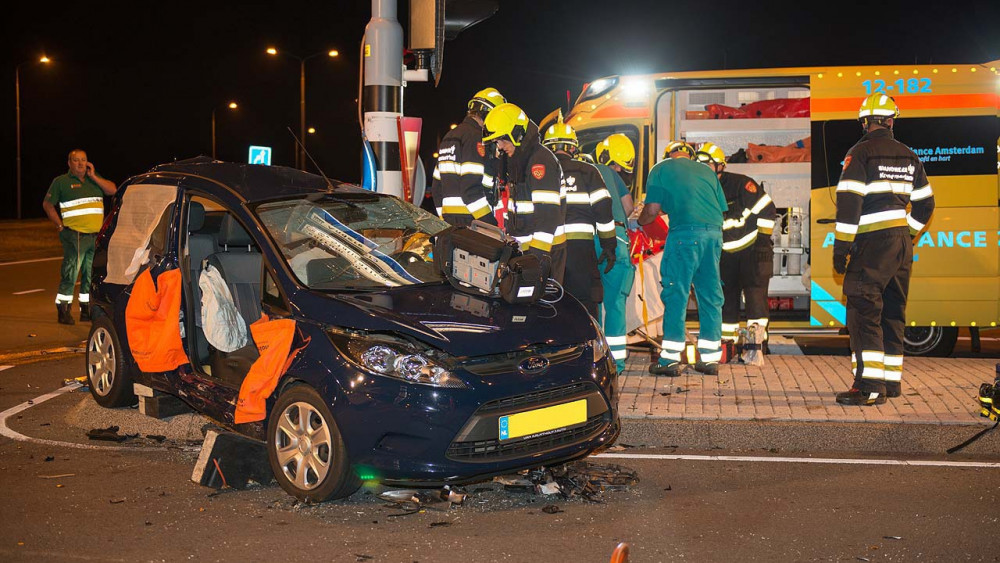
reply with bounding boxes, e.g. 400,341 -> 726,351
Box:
590,317 -> 610,363
331,332 -> 467,389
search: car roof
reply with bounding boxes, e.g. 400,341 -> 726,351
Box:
144,156 -> 362,203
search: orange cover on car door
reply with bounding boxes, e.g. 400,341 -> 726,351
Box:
125,268 -> 189,372
234,316 -> 303,424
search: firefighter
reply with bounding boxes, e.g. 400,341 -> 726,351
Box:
482,102 -> 567,282
593,133 -> 638,372
696,142 -> 776,357
638,141 -> 727,376
431,87 -> 506,227
834,94 -> 935,406
542,112 -> 616,317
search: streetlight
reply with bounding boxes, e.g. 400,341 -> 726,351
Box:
211,101 -> 239,160
15,55 -> 51,220
266,46 -> 338,170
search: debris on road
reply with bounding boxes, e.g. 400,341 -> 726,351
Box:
86,425 -> 134,442
109,498 -> 126,504
494,461 -> 639,502
38,473 -> 75,479
541,504 -> 563,514
192,430 -> 272,490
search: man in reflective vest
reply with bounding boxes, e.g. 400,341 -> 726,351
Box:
638,141 -> 727,377
542,111 -> 616,317
42,150 -> 117,324
834,94 -> 935,406
696,142 -> 776,355
593,134 -> 637,372
431,88 -> 506,227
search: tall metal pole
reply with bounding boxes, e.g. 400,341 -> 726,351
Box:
299,59 -> 307,171
211,109 -> 217,160
15,65 -> 22,220
363,0 -> 404,197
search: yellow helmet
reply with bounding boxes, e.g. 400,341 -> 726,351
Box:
695,142 -> 726,168
575,153 -> 596,164
858,93 -> 899,120
468,87 -> 506,113
663,140 -> 695,159
595,133 -> 635,173
482,103 -> 530,146
542,110 -> 579,152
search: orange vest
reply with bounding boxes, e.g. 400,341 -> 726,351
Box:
234,316 -> 306,424
125,268 -> 188,373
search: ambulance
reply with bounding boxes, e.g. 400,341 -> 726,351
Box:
556,61 -> 1000,356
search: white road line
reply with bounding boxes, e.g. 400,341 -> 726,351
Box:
12,288 -> 45,295
594,452 -> 1000,469
0,256 -> 62,267
0,383 -> 133,451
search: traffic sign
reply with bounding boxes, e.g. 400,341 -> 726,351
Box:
248,146 -> 272,165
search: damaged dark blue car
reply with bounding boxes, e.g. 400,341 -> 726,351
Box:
85,158 -> 619,501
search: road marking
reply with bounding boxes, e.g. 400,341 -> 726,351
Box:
0,383 -> 133,451
0,256 -> 62,267
594,452 -> 1000,469
12,288 -> 45,295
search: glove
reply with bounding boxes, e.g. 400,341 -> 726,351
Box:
833,252 -> 848,275
626,217 -> 640,231
597,246 -> 616,274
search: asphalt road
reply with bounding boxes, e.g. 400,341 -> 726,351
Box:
0,258 -> 90,354
2,357 -> 1000,562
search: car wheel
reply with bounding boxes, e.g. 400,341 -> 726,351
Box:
87,316 -> 136,407
903,326 -> 958,357
266,384 -> 360,502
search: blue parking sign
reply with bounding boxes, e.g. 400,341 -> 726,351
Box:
248,145 -> 272,166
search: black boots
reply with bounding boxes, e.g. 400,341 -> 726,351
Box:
57,303 -> 75,325
649,362 -> 683,377
884,381 -> 901,398
80,303 -> 91,322
836,380 -> 887,406
694,361 -> 719,375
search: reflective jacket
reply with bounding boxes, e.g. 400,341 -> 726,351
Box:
556,153 -> 616,253
719,171 -> 776,253
502,122 -> 566,256
834,128 -> 935,255
431,115 -> 497,227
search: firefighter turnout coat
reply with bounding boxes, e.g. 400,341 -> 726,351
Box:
431,115 -> 497,227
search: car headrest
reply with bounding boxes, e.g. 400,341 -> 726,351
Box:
188,201 -> 205,232
218,214 -> 253,247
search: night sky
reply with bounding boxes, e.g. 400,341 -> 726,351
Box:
3,0 -> 998,220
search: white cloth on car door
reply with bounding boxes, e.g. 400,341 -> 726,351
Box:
199,263 -> 247,353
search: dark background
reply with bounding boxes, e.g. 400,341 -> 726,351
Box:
3,0 -> 998,219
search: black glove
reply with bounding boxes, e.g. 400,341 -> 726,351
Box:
833,252 -> 848,275
597,246 -> 616,274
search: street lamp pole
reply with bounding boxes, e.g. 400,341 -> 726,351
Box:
15,56 -> 49,220
211,101 -> 238,160
267,47 -> 338,171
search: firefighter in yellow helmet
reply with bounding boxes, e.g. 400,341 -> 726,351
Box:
696,142 -> 776,358
542,111 -> 616,317
592,133 -> 638,371
483,102 -> 567,282
834,93 -> 935,406
430,87 -> 506,227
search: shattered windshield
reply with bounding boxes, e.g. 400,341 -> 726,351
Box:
255,192 -> 449,290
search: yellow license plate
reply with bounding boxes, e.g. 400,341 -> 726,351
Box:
498,399 -> 587,441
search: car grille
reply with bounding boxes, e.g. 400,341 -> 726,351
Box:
446,413 -> 610,462
475,381 -> 595,414
461,344 -> 585,376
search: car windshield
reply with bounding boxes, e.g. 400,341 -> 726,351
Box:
255,192 -> 449,290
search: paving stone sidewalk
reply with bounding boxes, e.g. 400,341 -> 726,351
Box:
618,352 -> 997,427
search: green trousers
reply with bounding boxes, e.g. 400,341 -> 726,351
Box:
56,229 -> 97,304
596,226 -> 635,372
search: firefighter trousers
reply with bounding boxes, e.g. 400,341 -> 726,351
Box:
720,246 -> 773,341
843,228 -> 912,385
658,226 -> 724,366
56,229 -> 97,305
596,228 -> 635,372
563,239 -> 603,318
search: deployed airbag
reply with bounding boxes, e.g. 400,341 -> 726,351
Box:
199,264 -> 247,353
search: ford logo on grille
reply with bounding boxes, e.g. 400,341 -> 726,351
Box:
518,356 -> 549,375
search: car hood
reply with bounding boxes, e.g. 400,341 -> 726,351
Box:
295,284 -> 596,357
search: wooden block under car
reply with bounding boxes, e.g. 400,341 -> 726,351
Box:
192,430 -> 273,490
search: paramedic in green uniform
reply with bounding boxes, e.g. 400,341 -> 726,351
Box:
637,141 -> 727,377
593,134 -> 637,373
42,150 -> 117,324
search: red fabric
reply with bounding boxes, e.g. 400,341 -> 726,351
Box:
705,104 -> 748,119
125,268 -> 188,373
641,215 -> 669,241
234,316 -> 307,424
628,220 -> 667,265
705,98 -> 810,119
747,137 -> 811,163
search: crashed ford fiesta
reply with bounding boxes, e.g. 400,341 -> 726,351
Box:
85,158 -> 619,501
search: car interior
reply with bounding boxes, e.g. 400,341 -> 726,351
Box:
185,197 -> 264,386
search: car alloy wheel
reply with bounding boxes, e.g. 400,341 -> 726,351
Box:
274,401 -> 333,491
86,315 -> 136,408
88,327 -> 116,397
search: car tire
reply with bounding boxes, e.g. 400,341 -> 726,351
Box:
86,315 -> 137,408
266,384 -> 360,502
903,326 -> 958,357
